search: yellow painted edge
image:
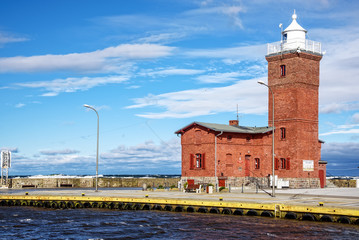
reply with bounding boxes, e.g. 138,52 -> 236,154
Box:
1,195 -> 359,217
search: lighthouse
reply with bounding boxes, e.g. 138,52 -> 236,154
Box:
176,11 -> 327,189
266,11 -> 326,188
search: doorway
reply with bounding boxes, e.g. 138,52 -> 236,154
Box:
218,179 -> 226,187
319,170 -> 325,188
245,155 -> 251,176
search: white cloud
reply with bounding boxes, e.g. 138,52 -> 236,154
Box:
196,71 -> 241,83
351,113 -> 359,124
0,32 -> 28,46
15,103 -> 25,108
0,44 -> 175,73
0,147 -> 19,153
126,85 -> 141,89
137,32 -> 188,44
10,139 -> 181,174
321,142 -> 359,175
314,26 -> 359,113
16,75 -> 129,96
322,142 -> 359,162
40,149 -> 80,156
100,138 -> 181,170
142,68 -> 205,77
222,59 -> 242,65
319,113 -> 359,138
320,128 -> 359,136
185,5 -> 245,29
337,123 -> 359,130
185,44 -> 266,60
126,77 -> 267,119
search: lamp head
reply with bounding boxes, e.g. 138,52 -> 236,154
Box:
257,80 -> 266,85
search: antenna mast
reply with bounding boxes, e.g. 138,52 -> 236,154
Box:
236,104 -> 239,122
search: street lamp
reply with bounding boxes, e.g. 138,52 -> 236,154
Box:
257,81 -> 275,197
84,104 -> 100,192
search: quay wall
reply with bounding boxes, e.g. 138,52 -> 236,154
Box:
328,179 -> 358,188
1,194 -> 359,225
7,177 -> 357,189
9,177 -> 180,189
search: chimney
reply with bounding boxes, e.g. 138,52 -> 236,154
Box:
229,120 -> 239,126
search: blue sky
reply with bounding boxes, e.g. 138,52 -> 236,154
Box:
1,0 -> 359,176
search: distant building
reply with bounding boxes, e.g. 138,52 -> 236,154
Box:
175,11 -> 327,189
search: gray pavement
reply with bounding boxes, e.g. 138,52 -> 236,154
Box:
1,187 -> 359,209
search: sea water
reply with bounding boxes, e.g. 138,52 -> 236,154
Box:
1,206 -> 359,239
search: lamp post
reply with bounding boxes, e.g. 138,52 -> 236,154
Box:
84,104 -> 99,192
257,81 -> 275,197
215,131 -> 223,192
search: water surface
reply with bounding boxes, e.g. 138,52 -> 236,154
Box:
1,206 -> 358,239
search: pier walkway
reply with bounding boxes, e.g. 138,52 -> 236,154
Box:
1,187 -> 359,224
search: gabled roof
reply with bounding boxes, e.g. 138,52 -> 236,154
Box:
175,121 -> 273,135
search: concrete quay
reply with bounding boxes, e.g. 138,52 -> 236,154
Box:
1,187 -> 359,224
2,187 -> 359,208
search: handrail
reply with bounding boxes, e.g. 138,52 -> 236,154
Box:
267,39 -> 321,55
246,170 -> 273,197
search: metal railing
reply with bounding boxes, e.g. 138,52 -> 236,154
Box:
267,39 -> 321,55
246,170 -> 273,196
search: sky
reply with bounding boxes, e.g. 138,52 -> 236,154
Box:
1,0 -> 359,177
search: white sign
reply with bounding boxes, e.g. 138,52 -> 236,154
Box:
303,160 -> 314,171
1,151 -> 11,169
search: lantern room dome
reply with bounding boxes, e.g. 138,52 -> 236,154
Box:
283,10 -> 307,34
282,10 -> 307,51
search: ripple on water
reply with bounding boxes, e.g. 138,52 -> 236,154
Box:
0,207 -> 358,239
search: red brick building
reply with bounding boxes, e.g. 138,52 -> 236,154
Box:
175,12 -> 327,189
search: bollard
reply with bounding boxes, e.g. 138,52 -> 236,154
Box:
256,184 -> 258,194
242,183 -> 244,193
229,184 -> 231,193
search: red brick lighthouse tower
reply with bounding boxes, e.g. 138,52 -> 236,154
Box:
266,11 -> 326,187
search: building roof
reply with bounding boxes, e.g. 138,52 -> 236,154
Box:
175,121 -> 273,135
283,10 -> 307,33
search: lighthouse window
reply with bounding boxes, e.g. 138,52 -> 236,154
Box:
280,128 -> 286,140
280,65 -> 286,76
283,33 -> 287,41
255,158 -> 260,169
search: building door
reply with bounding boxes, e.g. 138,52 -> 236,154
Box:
187,179 -> 194,186
319,170 -> 325,188
245,155 -> 251,176
218,179 -> 226,187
